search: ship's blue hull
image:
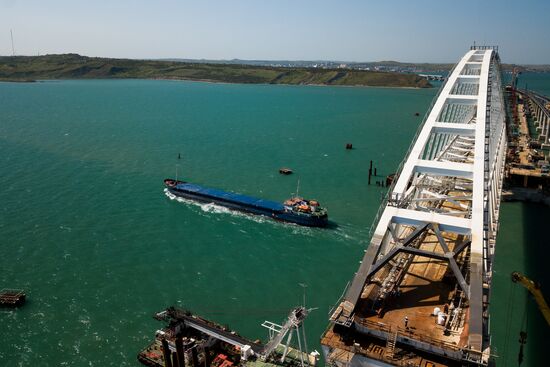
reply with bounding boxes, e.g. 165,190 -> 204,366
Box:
165,182 -> 328,227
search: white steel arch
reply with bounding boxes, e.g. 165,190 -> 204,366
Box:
328,47 -> 507,366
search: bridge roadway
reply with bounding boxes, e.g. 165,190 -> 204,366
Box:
519,88 -> 550,147
322,46 -> 507,367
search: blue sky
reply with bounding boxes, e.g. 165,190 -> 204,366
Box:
1,0 -> 549,63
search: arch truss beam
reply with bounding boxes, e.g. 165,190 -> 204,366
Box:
329,48 -> 507,366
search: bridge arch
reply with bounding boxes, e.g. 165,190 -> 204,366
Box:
325,47 -> 507,367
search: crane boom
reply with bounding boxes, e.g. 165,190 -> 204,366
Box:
511,271 -> 550,326
261,306 -> 309,363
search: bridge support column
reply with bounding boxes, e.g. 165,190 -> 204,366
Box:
545,111 -> 548,133
537,106 -> 544,140
544,115 -> 549,140
533,104 -> 542,133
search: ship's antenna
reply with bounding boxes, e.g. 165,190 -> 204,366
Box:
296,178 -> 300,198
10,29 -> 15,56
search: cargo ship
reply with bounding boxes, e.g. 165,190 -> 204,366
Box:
164,179 -> 328,227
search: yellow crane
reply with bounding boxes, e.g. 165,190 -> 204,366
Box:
510,272 -> 550,365
511,271 -> 550,325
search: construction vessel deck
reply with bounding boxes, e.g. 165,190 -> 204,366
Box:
138,306 -> 319,367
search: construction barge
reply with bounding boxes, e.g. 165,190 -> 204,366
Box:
138,306 -> 319,367
0,289 -> 26,307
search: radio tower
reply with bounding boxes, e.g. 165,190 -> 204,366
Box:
10,29 -> 15,56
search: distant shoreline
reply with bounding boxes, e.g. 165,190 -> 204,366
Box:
0,54 -> 432,89
0,78 -> 36,83
151,76 -> 430,89
0,76 -> 431,89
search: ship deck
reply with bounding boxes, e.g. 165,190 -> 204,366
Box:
173,182 -> 284,211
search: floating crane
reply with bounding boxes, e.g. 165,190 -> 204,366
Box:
261,306 -> 317,366
511,271 -> 550,326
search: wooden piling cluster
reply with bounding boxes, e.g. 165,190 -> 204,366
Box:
344,142 -> 387,186
369,160 -> 386,186
367,161 -> 394,187
368,160 -> 373,185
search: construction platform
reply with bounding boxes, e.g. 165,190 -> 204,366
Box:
504,89 -> 550,190
138,306 -> 319,367
323,226 -> 474,367
0,289 -> 26,307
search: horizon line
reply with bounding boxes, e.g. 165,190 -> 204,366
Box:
1,53 -> 548,67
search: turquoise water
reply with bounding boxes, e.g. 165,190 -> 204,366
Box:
0,80 -> 434,366
491,202 -> 549,367
517,71 -> 550,96
0,77 -> 548,366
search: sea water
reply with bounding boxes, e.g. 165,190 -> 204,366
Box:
0,75 -> 548,366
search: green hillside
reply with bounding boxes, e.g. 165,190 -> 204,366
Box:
0,54 -> 431,88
